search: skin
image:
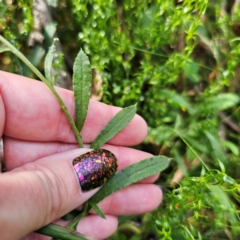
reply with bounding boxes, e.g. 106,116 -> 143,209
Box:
0,71 -> 162,240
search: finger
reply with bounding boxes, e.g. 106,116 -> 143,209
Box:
90,184 -> 162,215
4,138 -> 159,182
52,215 -> 118,240
22,232 -> 51,240
0,94 -> 4,136
0,71 -> 147,145
76,215 -> 118,240
57,186 -> 161,237
0,148 -> 117,239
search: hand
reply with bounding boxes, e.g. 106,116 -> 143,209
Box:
0,71 -> 162,240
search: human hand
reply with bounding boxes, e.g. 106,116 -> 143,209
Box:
0,71 -> 162,240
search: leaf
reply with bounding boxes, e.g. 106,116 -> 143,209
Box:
0,46 -> 10,53
43,22 -> 57,42
89,201 -> 106,219
183,60 -> 200,83
209,185 -> 238,237
173,149 -> 188,177
222,140 -> 239,156
204,131 -> 226,163
184,136 -> 209,154
90,104 -> 137,149
175,132 -> 208,170
197,93 -> 240,115
23,45 -> 46,77
212,93 -> 240,110
156,90 -> 194,114
217,159 -> 225,173
148,126 -> 173,145
89,155 -> 171,204
73,49 -> 92,133
36,223 -> 94,240
44,38 -> 58,84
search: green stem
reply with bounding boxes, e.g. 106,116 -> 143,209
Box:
117,223 -> 142,235
36,223 -> 94,240
0,35 -> 83,148
67,202 -> 90,230
174,129 -> 209,170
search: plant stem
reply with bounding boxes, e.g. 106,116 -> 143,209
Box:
67,202 -> 90,230
0,35 -> 83,148
36,223 -> 93,240
117,223 -> 142,235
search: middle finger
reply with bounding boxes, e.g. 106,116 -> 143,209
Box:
5,137 -> 159,183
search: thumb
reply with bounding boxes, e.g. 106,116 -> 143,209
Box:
0,148 -> 118,240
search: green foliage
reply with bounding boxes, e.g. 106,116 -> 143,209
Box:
73,49 -> 92,133
44,38 -> 58,84
155,167 -> 240,239
1,0 -> 240,239
89,155 -> 171,204
90,104 -> 137,149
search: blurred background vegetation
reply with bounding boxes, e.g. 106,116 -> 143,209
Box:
1,0 -> 240,239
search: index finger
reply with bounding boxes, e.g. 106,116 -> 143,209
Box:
0,71 -> 147,145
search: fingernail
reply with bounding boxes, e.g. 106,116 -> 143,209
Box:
72,149 -> 118,192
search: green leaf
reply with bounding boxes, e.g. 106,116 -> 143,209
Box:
200,166 -> 207,176
89,201 -> 106,219
90,104 -> 137,149
148,126 -> 174,145
73,49 -> 92,133
173,149 -> 188,177
176,132 -> 208,170
36,223 -> 94,240
89,155 -> 171,204
198,93 -> 240,114
217,159 -> 225,173
222,140 -> 239,156
223,175 -> 236,185
67,202 -> 90,230
43,22 -> 57,43
204,131 -> 226,163
23,45 -> 46,77
44,38 -> 58,84
209,185 -> 239,237
0,46 -> 10,53
183,60 -> 200,83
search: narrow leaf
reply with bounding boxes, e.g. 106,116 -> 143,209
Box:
209,185 -> 239,236
36,223 -> 95,240
177,133 -> 208,170
73,49 -> 92,132
89,201 -> 106,219
89,155 -> 171,204
23,45 -> 46,76
44,38 -> 58,84
0,46 -> 10,53
90,104 -> 137,149
217,159 -> 225,173
67,202 -> 89,230
204,131 -> 226,163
